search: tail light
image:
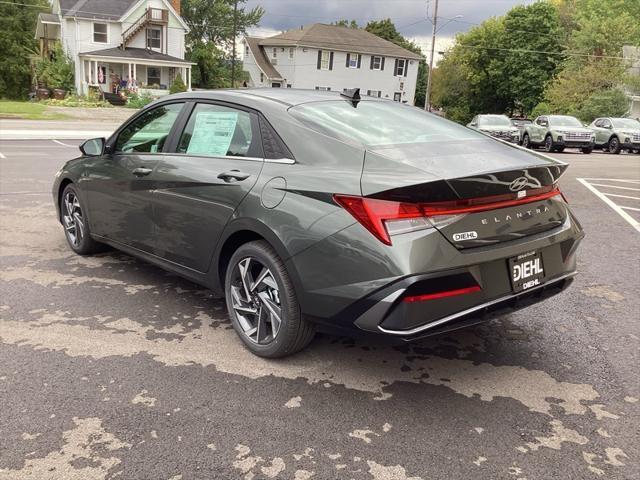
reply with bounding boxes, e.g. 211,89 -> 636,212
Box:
334,186 -> 562,246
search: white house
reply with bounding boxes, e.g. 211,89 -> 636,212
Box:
35,0 -> 195,98
242,24 -> 423,104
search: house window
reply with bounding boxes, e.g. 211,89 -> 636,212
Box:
393,92 -> 402,102
93,23 -> 108,43
147,67 -> 161,87
245,44 -> 249,55
366,90 -> 382,98
395,59 -> 407,76
320,50 -> 330,70
260,72 -> 264,83
348,53 -> 359,68
371,56 -> 382,70
272,48 -> 277,58
289,48 -> 294,59
146,28 -> 161,49
315,86 -> 331,91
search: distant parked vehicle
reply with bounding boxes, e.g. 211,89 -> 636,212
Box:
522,115 -> 595,154
510,118 -> 532,145
467,114 -> 520,144
589,117 -> 640,154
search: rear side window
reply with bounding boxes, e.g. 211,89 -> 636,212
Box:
177,103 -> 262,158
116,103 -> 183,153
289,100 -> 485,147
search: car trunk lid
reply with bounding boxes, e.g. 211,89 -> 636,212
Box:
360,139 -> 568,248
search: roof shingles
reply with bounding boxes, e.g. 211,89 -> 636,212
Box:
259,23 -> 423,60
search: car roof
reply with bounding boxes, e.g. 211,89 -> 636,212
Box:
160,88 -> 382,109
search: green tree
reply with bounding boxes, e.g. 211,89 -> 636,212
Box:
332,20 -> 359,29
169,73 -> 187,94
576,89 -> 629,123
543,0 -> 640,115
498,2 -> 563,113
365,19 -> 427,106
0,0 -> 49,98
181,0 -> 264,88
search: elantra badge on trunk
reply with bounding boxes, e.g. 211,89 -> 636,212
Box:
453,231 -> 478,241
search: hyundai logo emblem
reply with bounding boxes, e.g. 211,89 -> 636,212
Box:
509,177 -> 529,192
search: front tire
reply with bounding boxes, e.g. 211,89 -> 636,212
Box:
522,133 -> 532,149
60,184 -> 102,255
582,147 -> 593,154
608,136 -> 621,154
225,240 -> 315,358
544,135 -> 554,153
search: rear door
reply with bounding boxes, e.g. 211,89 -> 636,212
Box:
84,102 -> 185,252
152,102 -> 264,272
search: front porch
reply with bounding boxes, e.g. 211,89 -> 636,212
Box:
78,47 -> 195,98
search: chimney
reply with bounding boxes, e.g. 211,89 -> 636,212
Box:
170,0 -> 181,14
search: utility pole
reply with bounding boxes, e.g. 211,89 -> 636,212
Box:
425,0 -> 438,111
231,0 -> 238,87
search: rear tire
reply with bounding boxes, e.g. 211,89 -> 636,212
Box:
60,184 -> 103,255
224,240 -> 315,358
582,147 -> 593,154
608,136 -> 621,154
556,146 -> 565,153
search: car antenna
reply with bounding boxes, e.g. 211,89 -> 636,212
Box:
340,88 -> 361,107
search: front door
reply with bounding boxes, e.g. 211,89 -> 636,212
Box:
84,102 -> 185,252
152,102 -> 264,272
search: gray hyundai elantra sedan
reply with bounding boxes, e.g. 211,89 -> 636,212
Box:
53,88 -> 584,357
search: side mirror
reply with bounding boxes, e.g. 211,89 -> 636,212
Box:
80,137 -> 105,156
469,122 -> 477,127
605,124 -> 612,129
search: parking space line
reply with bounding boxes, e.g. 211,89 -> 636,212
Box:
578,178 -> 640,233
581,178 -> 640,184
604,193 -> 640,200
0,152 -> 5,159
621,206 -> 640,212
588,183 -> 640,192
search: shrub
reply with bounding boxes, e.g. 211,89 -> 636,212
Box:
169,74 -> 187,94
124,91 -> 154,109
43,94 -> 112,108
35,43 -> 74,92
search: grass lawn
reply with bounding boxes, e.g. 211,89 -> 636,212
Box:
0,100 -> 69,120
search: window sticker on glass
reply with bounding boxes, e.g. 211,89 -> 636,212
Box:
187,112 -> 238,156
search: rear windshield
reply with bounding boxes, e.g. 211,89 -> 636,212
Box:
549,116 -> 582,127
289,100 -> 486,146
611,118 -> 640,129
478,115 -> 511,126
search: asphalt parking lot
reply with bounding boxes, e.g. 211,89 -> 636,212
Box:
0,141 -> 638,479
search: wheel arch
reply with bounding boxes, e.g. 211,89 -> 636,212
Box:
56,177 -> 75,222
211,219 -> 303,296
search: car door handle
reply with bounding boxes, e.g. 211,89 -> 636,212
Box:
132,167 -> 153,177
217,170 -> 250,182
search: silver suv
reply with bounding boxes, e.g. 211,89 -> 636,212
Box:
467,114 -> 520,144
522,115 -> 595,154
590,117 -> 640,154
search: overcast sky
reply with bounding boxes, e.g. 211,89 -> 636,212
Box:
245,0 -> 535,61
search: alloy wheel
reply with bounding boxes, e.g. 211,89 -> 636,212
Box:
609,137 -> 619,153
230,257 -> 282,345
62,191 -> 84,247
523,135 -> 530,148
545,136 -> 553,152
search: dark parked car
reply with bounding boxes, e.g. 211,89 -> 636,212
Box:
54,89 -> 584,357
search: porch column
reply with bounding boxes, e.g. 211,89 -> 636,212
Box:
187,67 -> 191,91
133,63 -> 137,84
128,63 -> 132,86
80,59 -> 85,95
93,60 -> 98,84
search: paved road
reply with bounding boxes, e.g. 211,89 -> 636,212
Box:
0,141 -> 638,480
